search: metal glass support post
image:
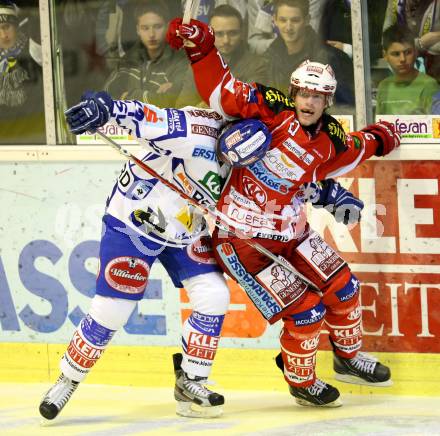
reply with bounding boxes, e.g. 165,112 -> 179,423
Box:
351,0 -> 373,129
39,0 -> 57,145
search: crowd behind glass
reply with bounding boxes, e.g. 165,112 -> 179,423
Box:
1,0 -> 439,145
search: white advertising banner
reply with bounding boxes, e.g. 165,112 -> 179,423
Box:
1,158 -> 440,354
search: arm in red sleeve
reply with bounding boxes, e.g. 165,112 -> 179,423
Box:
191,48 -> 274,120
316,130 -> 380,180
317,120 -> 401,179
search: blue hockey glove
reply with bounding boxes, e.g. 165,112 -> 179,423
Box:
302,179 -> 364,225
217,119 -> 272,167
65,91 -> 114,134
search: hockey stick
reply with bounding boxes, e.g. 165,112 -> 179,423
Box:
96,130 -> 318,289
182,0 -> 200,24
180,0 -> 201,47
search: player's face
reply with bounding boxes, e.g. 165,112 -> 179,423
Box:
210,15 -> 242,56
273,5 -> 307,45
294,89 -> 327,126
136,12 -> 166,52
0,22 -> 17,50
383,42 -> 416,77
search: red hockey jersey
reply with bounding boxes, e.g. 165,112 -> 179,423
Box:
191,49 -> 381,241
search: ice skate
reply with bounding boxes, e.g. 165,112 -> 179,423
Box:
334,351 -> 392,386
289,379 -> 342,407
173,353 -> 224,418
39,374 -> 79,420
274,352 -> 342,407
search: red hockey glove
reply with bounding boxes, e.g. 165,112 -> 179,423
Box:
166,17 -> 215,62
362,121 -> 401,156
166,17 -> 185,50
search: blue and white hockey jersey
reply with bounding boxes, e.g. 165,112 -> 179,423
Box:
105,100 -> 229,247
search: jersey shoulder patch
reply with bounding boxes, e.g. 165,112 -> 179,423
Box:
321,113 -> 347,155
257,84 -> 296,114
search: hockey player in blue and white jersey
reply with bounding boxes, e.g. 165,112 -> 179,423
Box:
39,92 -> 241,420
39,91 -> 364,420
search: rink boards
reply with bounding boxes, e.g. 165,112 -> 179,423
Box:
1,146 -> 440,396
1,343 -> 440,397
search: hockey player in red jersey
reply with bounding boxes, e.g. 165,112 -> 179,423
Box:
166,18 -> 401,407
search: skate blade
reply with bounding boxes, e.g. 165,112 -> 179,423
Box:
39,416 -> 57,426
176,401 -> 223,418
295,397 -> 343,408
335,373 -> 393,387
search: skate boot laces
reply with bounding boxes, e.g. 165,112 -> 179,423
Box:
334,351 -> 392,386
306,379 -> 327,396
175,372 -> 224,418
290,378 -> 342,408
349,352 -> 378,374
39,374 -> 79,420
182,374 -> 215,399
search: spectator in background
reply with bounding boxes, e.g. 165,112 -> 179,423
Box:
383,0 -> 440,80
247,0 -> 329,55
0,0 -> 44,144
319,0 -> 387,64
176,4 -> 267,107
96,0 -> 183,70
263,0 -> 354,110
181,0 -> 248,25
104,0 -> 187,107
376,24 -> 440,115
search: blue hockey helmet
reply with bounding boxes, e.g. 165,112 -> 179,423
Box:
217,119 -> 272,167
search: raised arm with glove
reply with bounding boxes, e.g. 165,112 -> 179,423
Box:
166,18 -> 215,63
65,91 -> 114,134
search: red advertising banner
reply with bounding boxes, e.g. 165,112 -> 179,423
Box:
181,160 -> 440,353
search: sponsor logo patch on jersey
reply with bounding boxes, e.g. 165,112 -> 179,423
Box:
199,171 -> 222,200
236,131 -> 266,158
225,130 -> 243,148
264,150 -> 306,181
229,186 -> 260,210
191,124 -> 219,138
188,109 -> 223,120
282,138 -> 315,165
300,335 -> 320,351
187,332 -> 219,360
248,160 -> 292,193
347,305 -> 361,320
292,303 -> 326,326
227,202 -> 277,231
66,330 -> 105,369
165,109 -> 187,138
104,256 -> 149,294
288,119 -> 300,137
187,236 -> 217,264
188,312 -> 224,336
216,243 -> 282,321
132,208 -> 167,233
243,175 -> 267,207
176,172 -> 194,194
263,87 -> 295,109
256,263 -> 309,308
352,135 -> 361,149
143,106 -> 164,123
282,137 -> 305,157
284,350 -> 316,384
127,180 -> 155,200
192,146 -> 216,161
296,232 -> 346,281
176,205 -> 195,232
